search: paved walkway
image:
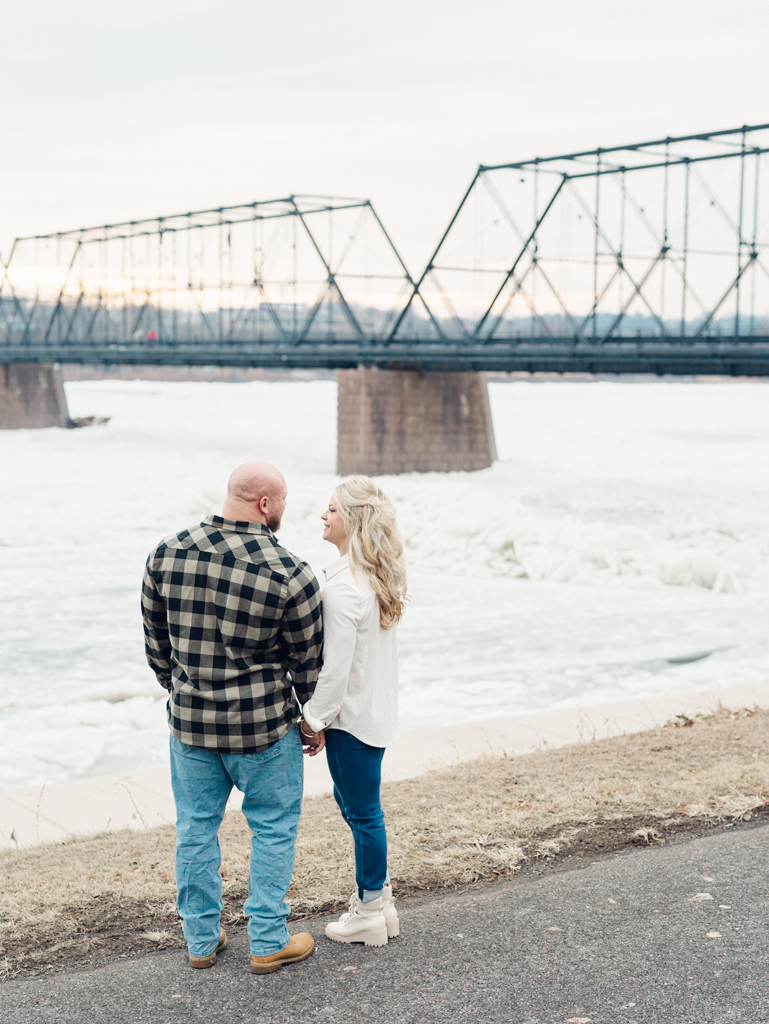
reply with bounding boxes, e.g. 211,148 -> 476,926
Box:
2,823 -> 767,1023
1,680 -> 766,848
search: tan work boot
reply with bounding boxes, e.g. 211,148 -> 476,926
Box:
250,932 -> 315,974
325,894 -> 388,947
189,927 -> 227,969
382,884 -> 400,938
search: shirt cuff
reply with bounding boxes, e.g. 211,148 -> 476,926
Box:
301,704 -> 327,734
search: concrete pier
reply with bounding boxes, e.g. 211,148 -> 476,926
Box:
337,367 -> 496,475
0,364 -> 70,429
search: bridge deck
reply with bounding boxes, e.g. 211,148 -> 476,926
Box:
3,338 -> 769,376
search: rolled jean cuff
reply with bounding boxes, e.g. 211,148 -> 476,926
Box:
362,869 -> 389,902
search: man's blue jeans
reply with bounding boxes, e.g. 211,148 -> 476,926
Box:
325,729 -> 388,901
169,726 -> 303,958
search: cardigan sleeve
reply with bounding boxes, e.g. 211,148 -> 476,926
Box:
301,579 -> 362,733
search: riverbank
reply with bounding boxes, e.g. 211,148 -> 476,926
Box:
1,703 -> 767,978
2,681 -> 765,848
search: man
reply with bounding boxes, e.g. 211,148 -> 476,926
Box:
142,461 -> 324,974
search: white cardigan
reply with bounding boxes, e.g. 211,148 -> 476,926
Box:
301,554 -> 399,748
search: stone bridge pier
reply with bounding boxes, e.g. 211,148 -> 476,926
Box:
0,364 -> 71,429
337,367 -> 496,475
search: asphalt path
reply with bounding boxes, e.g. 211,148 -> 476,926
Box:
3,824 -> 768,1024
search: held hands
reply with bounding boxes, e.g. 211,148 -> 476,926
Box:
299,720 -> 326,756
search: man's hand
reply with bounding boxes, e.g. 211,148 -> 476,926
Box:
300,723 -> 326,756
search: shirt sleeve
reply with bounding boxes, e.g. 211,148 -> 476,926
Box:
281,563 -> 323,706
302,580 -> 362,733
141,555 -> 174,691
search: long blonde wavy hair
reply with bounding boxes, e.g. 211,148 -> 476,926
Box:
333,476 -> 407,629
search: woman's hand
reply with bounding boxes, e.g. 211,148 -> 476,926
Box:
300,722 -> 326,756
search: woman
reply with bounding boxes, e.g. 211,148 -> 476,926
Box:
300,476 -> 406,947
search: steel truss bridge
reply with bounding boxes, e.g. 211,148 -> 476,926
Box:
2,124 -> 769,375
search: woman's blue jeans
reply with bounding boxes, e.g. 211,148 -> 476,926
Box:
169,726 -> 303,958
325,728 -> 388,901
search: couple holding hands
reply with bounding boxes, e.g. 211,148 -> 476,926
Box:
142,462 -> 406,973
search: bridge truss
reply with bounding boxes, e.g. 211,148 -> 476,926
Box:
2,124 -> 769,374
0,196 -> 416,368
393,122 -> 769,374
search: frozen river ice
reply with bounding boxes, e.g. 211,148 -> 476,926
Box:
1,377 -> 768,789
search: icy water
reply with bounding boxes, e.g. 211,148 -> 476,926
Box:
1,378 -> 768,789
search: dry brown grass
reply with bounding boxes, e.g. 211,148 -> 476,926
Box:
1,706 -> 767,976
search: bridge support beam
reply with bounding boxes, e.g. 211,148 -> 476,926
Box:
337,367 -> 496,475
0,364 -> 71,429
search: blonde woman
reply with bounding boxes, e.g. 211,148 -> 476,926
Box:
300,476 -> 406,947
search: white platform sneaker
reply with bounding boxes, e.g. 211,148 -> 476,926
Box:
382,883 -> 400,938
325,893 -> 388,947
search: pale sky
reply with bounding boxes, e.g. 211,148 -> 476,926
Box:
2,0 -> 768,272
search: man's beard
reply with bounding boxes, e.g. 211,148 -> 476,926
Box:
266,512 -> 282,532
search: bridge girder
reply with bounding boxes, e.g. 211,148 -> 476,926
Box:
3,339 -> 769,377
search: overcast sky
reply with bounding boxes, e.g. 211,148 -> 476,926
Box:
2,1 -> 767,270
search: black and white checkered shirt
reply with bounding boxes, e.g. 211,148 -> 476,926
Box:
142,515 -> 322,753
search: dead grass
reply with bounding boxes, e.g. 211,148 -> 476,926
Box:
1,705 -> 767,977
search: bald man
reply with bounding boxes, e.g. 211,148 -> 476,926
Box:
142,461 -> 323,974
223,460 -> 287,531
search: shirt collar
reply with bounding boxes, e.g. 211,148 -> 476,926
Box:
323,553 -> 350,581
204,514 -> 275,538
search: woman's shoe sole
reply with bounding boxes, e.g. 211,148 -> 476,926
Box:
325,925 -> 388,947
386,920 -> 400,938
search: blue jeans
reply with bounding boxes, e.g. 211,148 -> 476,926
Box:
169,727 -> 303,957
325,729 -> 388,901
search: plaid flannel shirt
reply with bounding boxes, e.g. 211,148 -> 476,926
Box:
142,514 -> 322,753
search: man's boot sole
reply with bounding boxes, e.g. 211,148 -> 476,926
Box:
189,931 -> 228,969
190,954 -> 218,970
250,944 -> 315,974
325,924 -> 389,947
